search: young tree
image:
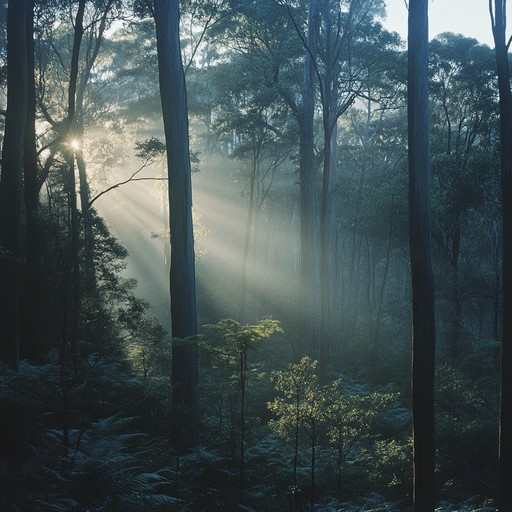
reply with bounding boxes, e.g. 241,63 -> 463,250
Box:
490,1 -> 512,509
154,0 -> 198,433
205,318 -> 282,489
408,0 -> 436,509
326,379 -> 396,493
268,356 -> 325,509
0,0 -> 28,370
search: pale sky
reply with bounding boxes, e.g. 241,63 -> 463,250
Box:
383,0 -> 511,47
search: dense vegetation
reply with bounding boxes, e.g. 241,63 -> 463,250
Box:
0,0 -> 507,510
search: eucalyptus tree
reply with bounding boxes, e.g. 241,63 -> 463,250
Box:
154,0 -> 198,437
408,0 -> 436,509
490,1 -> 512,509
0,0 -> 28,369
311,0 -> 400,377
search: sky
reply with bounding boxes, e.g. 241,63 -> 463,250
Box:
383,0 -> 509,47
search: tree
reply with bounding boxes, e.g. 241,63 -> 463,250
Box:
313,0 -> 397,378
268,356 -> 325,509
21,0 -> 40,361
0,0 -> 28,370
408,0 -> 436,509
154,0 -> 198,436
326,379 -> 396,493
490,1 -> 512,510
205,318 -> 282,489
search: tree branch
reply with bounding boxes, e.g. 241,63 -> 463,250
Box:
88,158 -> 165,208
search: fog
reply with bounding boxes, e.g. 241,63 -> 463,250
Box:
94,146 -> 304,337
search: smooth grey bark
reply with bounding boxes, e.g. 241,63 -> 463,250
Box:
490,1 -> 512,510
0,0 -> 28,370
408,0 -> 436,510
154,0 -> 198,424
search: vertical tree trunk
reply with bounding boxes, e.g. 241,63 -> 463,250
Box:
408,1 -> 436,510
318,0 -> 334,381
239,160 -> 257,324
66,0 -> 86,370
21,0 -> 40,361
0,0 -> 28,369
154,0 -> 198,434
298,0 -> 319,358
490,1 -> 512,510
68,154 -> 80,374
77,152 -> 96,295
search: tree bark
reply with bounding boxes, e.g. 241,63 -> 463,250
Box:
66,0 -> 86,371
0,0 -> 28,369
154,0 -> 198,429
21,0 -> 40,361
298,0 -> 319,358
490,1 -> 512,510
408,1 -> 436,510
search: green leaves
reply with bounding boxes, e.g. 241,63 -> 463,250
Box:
205,318 -> 283,354
134,137 -> 166,162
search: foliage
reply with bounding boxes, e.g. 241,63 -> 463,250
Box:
0,0 -> 505,508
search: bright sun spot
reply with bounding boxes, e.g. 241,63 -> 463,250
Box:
69,138 -> 80,151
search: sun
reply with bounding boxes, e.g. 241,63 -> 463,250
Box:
69,138 -> 80,152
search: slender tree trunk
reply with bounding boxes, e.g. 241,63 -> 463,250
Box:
70,156 -> 80,374
68,0 -> 85,126
298,0 -> 318,357
76,152 -> 96,294
154,0 -> 198,438
21,0 -> 40,361
490,1 -> 512,509
66,0 -> 86,371
0,0 -> 28,369
408,1 -> 436,510
318,0 -> 335,380
239,351 -> 247,492
293,395 -> 300,487
310,425 -> 316,509
239,162 -> 256,323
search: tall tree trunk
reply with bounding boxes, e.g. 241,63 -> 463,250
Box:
67,154 -> 80,375
408,1 -> 436,510
298,0 -> 318,357
0,0 -> 28,369
490,1 -> 512,510
318,0 -> 334,381
239,160 -> 257,324
154,0 -> 198,438
66,0 -> 86,370
77,152 -> 96,294
21,0 -> 41,361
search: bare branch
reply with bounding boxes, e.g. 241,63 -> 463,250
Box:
88,158 -> 164,208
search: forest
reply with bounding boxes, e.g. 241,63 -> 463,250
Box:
0,0 -> 511,510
